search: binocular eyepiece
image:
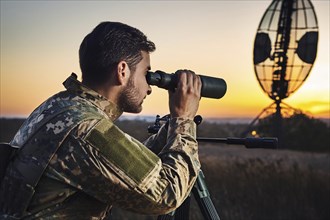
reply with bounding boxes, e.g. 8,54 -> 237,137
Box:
146,70 -> 227,99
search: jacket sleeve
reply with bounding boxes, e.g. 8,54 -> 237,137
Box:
143,123 -> 168,155
77,117 -> 200,215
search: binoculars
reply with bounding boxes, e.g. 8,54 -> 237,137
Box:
146,70 -> 227,99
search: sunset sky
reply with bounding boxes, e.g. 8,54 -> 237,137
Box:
1,0 -> 329,120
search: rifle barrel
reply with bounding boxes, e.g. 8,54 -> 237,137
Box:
197,137 -> 278,149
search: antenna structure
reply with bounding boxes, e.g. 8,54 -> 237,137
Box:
247,0 -> 319,146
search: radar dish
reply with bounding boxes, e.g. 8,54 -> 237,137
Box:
243,0 -> 319,147
253,0 -> 318,101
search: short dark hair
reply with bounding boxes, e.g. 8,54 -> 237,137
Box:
79,21 -> 156,87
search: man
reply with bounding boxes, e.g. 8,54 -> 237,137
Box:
0,21 -> 201,219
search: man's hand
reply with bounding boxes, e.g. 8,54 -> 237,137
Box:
169,70 -> 202,119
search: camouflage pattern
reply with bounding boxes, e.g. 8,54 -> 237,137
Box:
0,73 -> 200,219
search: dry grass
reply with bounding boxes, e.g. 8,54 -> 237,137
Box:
111,144 -> 330,220
1,118 -> 329,219
198,144 -> 330,220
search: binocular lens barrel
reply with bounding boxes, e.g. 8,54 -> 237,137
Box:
146,70 -> 227,99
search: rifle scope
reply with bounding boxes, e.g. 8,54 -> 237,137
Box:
146,70 -> 227,99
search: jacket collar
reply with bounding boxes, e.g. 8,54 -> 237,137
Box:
63,73 -> 123,121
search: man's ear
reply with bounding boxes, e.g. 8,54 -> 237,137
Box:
116,61 -> 131,85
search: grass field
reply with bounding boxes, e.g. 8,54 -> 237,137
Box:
110,143 -> 330,220
1,118 -> 329,220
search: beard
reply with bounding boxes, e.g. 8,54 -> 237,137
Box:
117,77 -> 143,113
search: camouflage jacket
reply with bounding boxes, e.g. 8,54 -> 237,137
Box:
0,73 -> 200,219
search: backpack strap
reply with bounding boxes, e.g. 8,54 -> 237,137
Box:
11,106 -> 74,187
0,107 -> 98,218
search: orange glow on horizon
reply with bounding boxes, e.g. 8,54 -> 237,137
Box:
0,1 -> 329,120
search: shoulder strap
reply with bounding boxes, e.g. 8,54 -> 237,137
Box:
11,106 -> 73,185
0,107 -> 96,218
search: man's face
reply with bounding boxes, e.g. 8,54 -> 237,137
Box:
118,51 -> 152,113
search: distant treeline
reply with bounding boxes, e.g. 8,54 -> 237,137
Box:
1,114 -> 329,152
